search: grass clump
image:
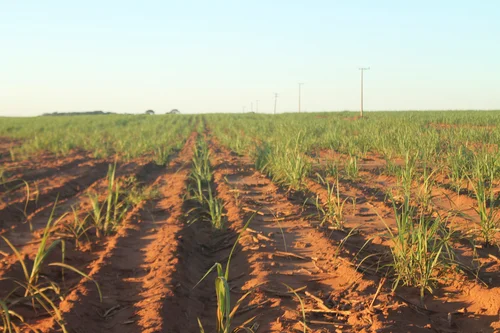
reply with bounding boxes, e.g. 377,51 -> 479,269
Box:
344,154 -> 359,180
153,146 -> 172,166
384,195 -> 455,303
468,154 -> 500,246
309,174 -> 349,230
447,146 -> 474,193
255,134 -> 311,191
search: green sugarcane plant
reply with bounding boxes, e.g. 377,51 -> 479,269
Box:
309,174 -> 349,230
383,194 -> 454,304
0,201 -> 101,332
196,214 -> 256,333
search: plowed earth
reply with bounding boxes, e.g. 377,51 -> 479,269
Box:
0,135 -> 499,332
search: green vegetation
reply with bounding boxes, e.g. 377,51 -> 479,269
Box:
254,134 -> 311,190
1,203 -> 101,332
0,114 -> 198,159
188,137 -> 225,229
196,214 -> 256,333
206,111 -> 500,299
1,111 -> 500,325
383,194 -> 455,303
469,154 -> 500,246
206,111 -> 500,172
308,174 -> 348,229
86,163 -> 155,237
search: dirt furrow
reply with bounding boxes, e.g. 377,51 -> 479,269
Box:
0,160 -> 155,281
208,147 -> 266,330
161,202 -> 244,332
339,160 -> 498,274
0,159 -> 169,330
213,138 -> 500,332
316,148 -> 493,211
0,149 -> 87,182
310,150 -> 500,331
207,139 -> 433,332
37,133 -> 198,332
304,175 -> 394,233
0,159 -> 112,230
312,149 -> 500,269
0,153 -> 93,195
159,136 -> 254,332
0,137 -> 22,163
0,156 -> 106,219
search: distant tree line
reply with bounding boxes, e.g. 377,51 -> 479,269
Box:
41,109 -> 181,116
42,110 -> 116,116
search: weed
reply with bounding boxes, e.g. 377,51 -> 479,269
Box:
0,168 -> 5,184
88,192 -> 104,237
283,283 -> 307,333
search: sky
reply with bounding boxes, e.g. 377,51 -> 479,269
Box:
1,1 -> 499,116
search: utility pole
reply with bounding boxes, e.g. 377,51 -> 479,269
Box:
358,67 -> 370,118
251,102 -> 253,113
274,93 -> 278,115
256,100 -> 259,113
298,83 -> 304,113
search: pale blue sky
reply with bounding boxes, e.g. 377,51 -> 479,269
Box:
1,1 -> 499,116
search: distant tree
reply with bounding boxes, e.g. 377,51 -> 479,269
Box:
167,109 -> 180,114
145,110 -> 155,115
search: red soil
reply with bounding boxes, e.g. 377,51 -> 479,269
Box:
0,133 -> 499,332
309,148 -> 500,332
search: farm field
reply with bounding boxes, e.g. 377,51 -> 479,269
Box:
0,111 -> 499,332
